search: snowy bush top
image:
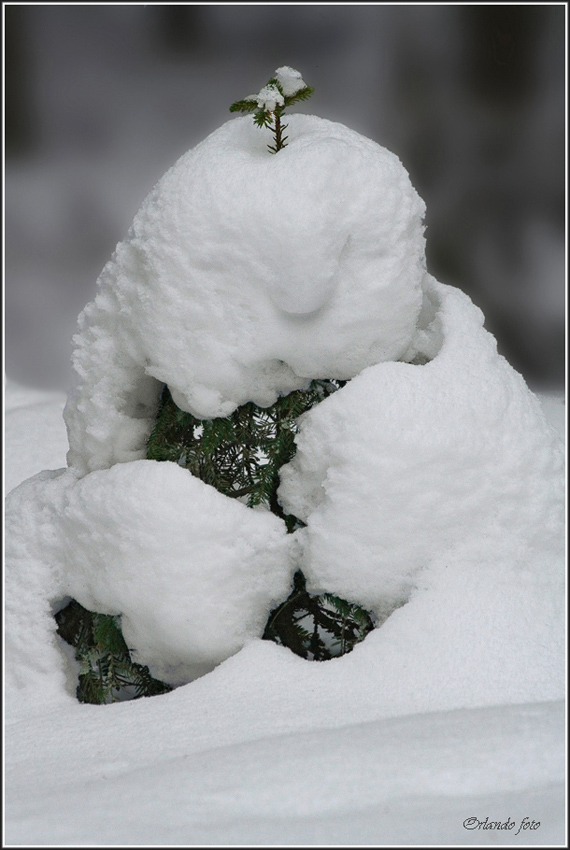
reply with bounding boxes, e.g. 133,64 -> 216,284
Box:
64,114 -> 426,474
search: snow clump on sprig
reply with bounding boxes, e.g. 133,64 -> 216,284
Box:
230,66 -> 314,153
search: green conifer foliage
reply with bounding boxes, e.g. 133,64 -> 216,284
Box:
147,381 -> 376,660
55,600 -> 172,704
263,570 -> 375,660
229,69 -> 314,153
54,379 -> 375,703
147,381 -> 342,531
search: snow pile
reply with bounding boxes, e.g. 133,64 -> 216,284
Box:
63,114 -> 426,474
5,461 -> 292,689
280,276 -> 564,615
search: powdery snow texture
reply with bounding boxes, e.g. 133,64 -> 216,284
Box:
64,114 -> 426,474
280,276 -> 564,612
5,694 -> 564,845
275,65 -> 308,97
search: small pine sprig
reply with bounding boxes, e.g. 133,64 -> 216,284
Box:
230,66 -> 314,153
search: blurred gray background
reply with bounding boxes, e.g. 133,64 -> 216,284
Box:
5,4 -> 566,393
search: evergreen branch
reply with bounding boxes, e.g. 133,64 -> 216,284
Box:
283,85 -> 315,107
58,372 -> 373,706
229,98 -> 258,113
56,600 -> 172,705
230,68 -> 314,153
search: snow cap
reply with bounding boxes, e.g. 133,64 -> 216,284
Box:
253,84 -> 285,112
65,113 -> 426,472
275,66 -> 307,97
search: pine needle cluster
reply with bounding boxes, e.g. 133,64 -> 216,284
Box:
230,66 -> 314,153
147,381 -> 342,531
263,571 -> 374,660
55,600 -> 172,704
148,381 -> 375,661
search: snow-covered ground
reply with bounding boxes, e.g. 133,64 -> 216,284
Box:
4,379 -> 565,845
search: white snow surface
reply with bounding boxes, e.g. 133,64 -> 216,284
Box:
3,381 -> 565,844
63,114 -> 426,474
4,381 -> 68,494
279,276 -> 565,622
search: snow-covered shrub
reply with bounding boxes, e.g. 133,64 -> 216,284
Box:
4,67 -> 564,708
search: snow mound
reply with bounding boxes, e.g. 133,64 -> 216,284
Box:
64,114 -> 426,474
279,276 -> 565,622
5,461 -> 293,690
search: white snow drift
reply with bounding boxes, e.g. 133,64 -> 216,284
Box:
279,276 -> 564,618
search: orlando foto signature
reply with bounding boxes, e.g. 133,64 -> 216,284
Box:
463,816 -> 540,836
